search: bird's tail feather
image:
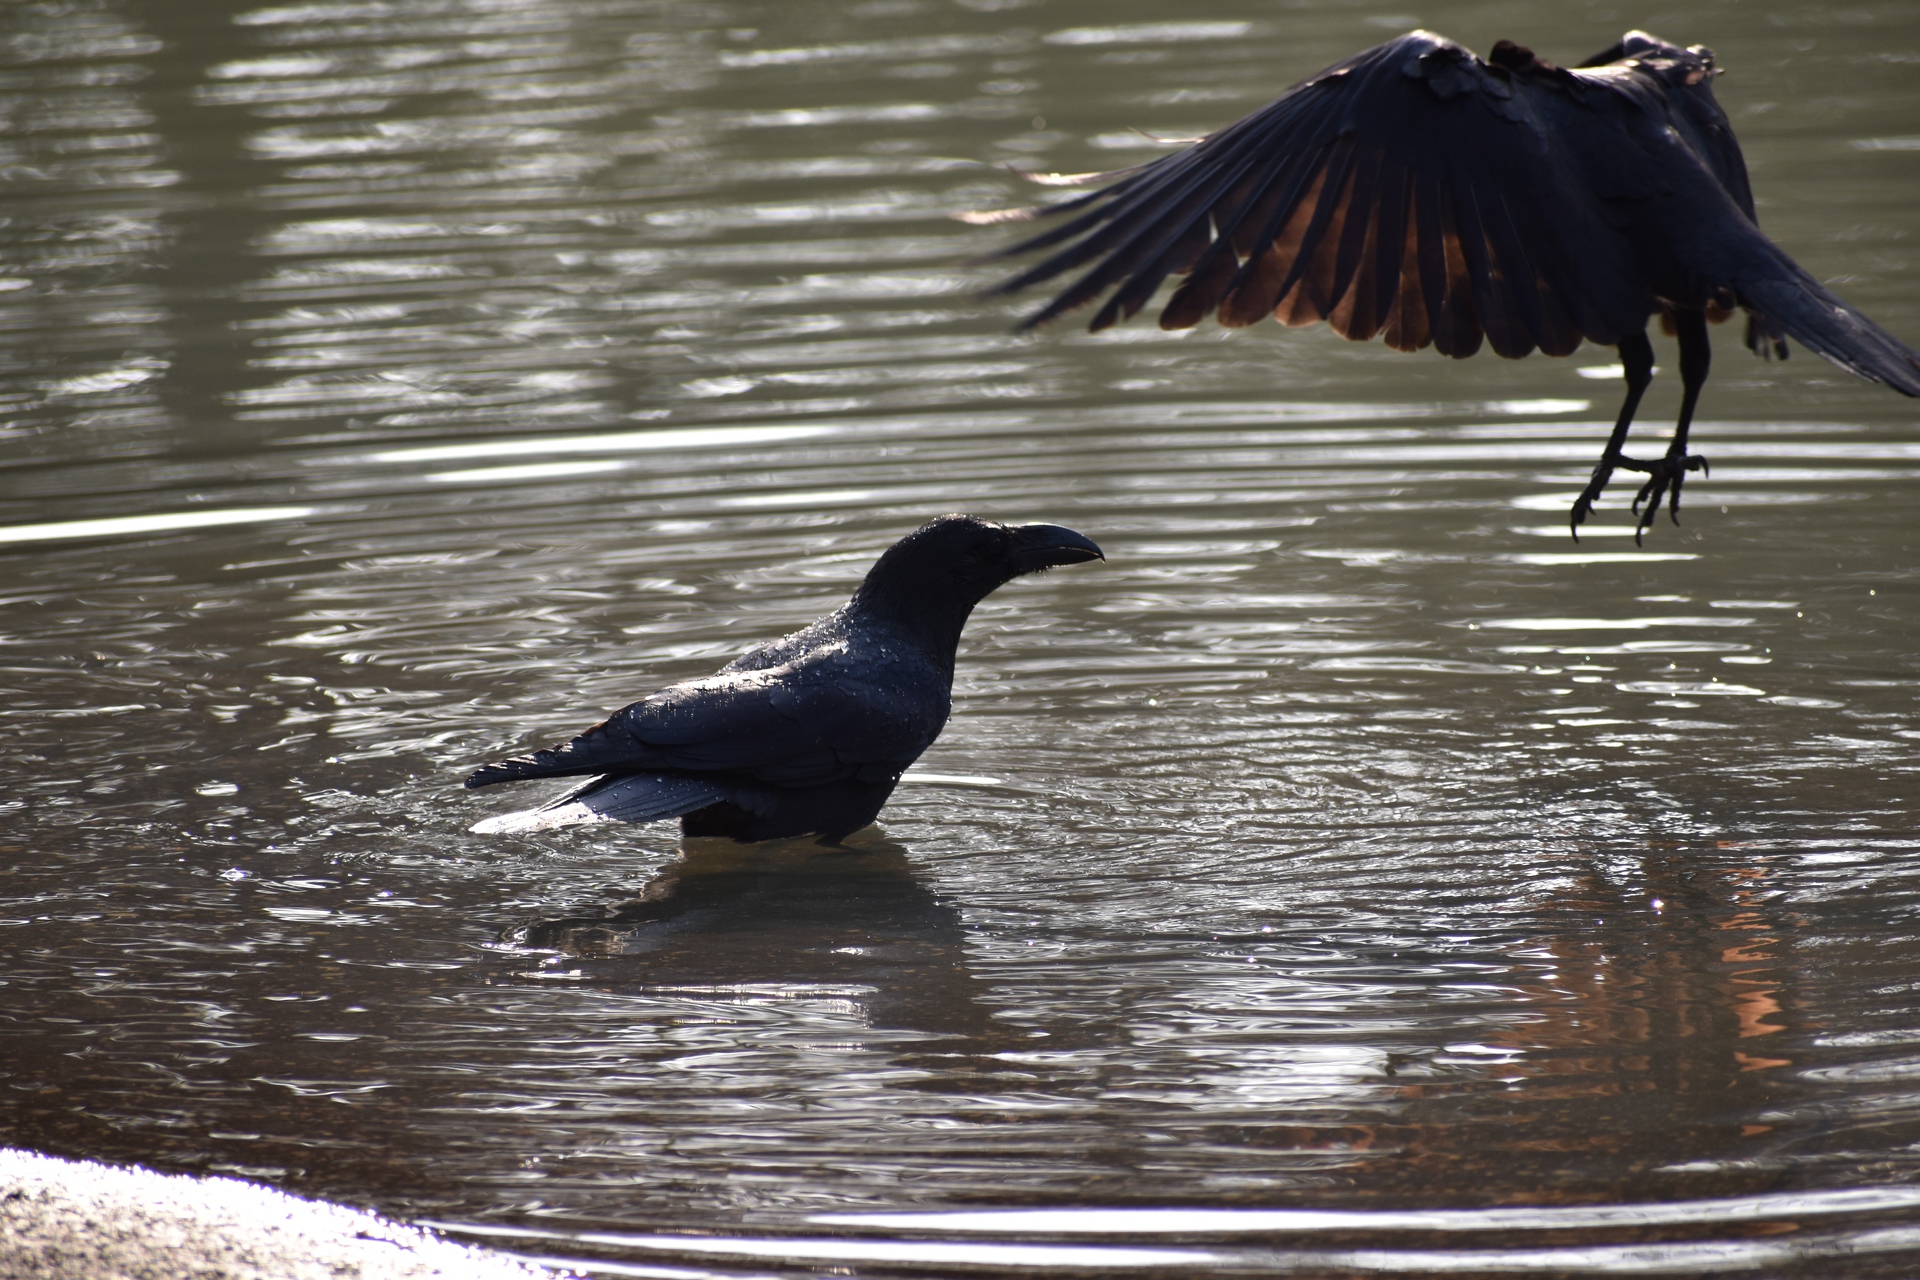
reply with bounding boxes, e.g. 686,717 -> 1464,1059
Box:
1738,261 -> 1920,396
469,773 -> 729,835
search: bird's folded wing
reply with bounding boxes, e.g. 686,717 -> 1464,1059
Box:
978,31 -> 1650,358
465,664 -> 932,789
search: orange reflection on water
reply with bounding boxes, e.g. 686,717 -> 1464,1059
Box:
1353,850 -> 1808,1204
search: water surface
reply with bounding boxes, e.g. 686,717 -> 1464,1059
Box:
4,0 -> 1920,1275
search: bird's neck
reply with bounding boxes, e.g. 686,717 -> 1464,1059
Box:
845,585 -> 976,677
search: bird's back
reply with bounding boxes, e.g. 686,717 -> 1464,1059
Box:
1570,34 -> 1757,220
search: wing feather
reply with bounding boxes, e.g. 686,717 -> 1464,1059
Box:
1357,163 -> 1412,340
1412,168 -> 1451,347
980,31 -> 1650,356
1214,148 -> 1334,326
1225,145 -> 1324,264
986,123 -> 1285,296
1151,143 -> 1307,327
1011,144 -> 1277,331
1089,150 -> 1274,331
1160,235 -> 1242,329
1433,186 -> 1483,357
1325,146 -> 1385,326
1453,178 -> 1532,357
1382,179 -> 1431,351
466,657 -> 938,792
1448,185 -> 1497,352
1501,189 -> 1585,356
1270,139 -> 1359,327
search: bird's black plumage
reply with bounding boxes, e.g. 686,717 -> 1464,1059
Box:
971,30 -> 1920,540
465,515 -> 1103,843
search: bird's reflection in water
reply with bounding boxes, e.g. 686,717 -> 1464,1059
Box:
507,831 -> 1011,1051
1347,846 -> 1808,1205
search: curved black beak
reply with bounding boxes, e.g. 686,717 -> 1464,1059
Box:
1009,522 -> 1104,573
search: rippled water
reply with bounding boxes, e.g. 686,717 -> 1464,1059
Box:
4,0 -> 1920,1275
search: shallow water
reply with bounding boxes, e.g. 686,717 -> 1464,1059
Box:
3,0 -> 1920,1275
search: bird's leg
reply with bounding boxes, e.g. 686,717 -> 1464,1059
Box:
1625,307 -> 1711,543
1570,329 -> 1656,540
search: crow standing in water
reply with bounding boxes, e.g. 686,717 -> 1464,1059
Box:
465,515 -> 1103,843
969,31 -> 1920,540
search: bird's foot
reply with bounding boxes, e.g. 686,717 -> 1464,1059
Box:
1570,455 -> 1620,541
1622,451 -> 1709,545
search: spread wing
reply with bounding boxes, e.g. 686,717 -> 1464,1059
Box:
976,31 -> 1652,358
465,654 -> 939,791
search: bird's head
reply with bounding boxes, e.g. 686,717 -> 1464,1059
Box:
850,514 -> 1103,647
1579,31 -> 1719,84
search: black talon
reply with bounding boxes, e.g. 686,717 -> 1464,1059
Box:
1567,310 -> 1718,544
1623,451 -> 1704,538
1570,456 -> 1619,542
1669,452 -> 1707,524
1631,477 -> 1660,545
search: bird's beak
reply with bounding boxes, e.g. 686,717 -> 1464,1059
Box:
1009,522 -> 1104,572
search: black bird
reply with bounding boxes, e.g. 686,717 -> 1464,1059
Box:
969,31 -> 1920,540
465,515 -> 1103,843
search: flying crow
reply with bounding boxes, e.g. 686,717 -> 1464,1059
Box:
968,31 -> 1920,541
465,515 -> 1103,843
